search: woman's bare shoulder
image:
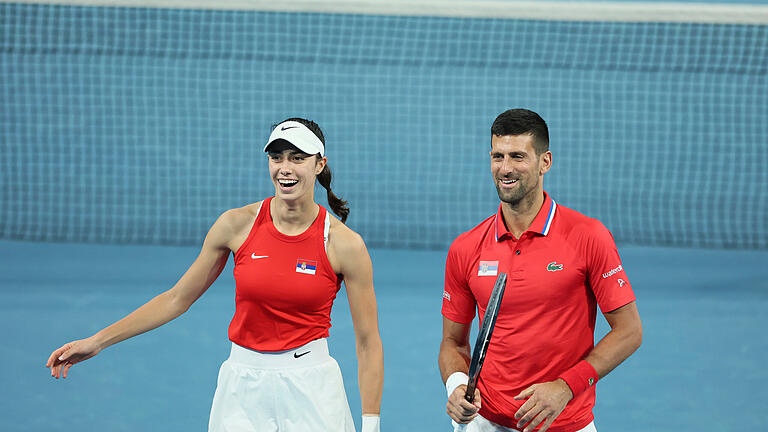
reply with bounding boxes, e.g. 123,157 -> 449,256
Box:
327,215 -> 366,255
217,201 -> 264,233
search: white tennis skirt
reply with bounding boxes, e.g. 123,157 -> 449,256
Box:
209,339 -> 355,432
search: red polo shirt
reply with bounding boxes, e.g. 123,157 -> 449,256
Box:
442,192 -> 635,431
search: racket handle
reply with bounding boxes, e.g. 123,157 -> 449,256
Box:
463,391 -> 475,403
454,381 -> 475,430
464,378 -> 477,403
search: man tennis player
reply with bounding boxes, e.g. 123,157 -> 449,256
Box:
439,109 -> 642,432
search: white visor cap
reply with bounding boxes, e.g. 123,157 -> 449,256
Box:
264,121 -> 325,157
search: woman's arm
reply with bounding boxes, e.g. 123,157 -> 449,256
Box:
331,226 -> 384,419
46,210 -> 237,378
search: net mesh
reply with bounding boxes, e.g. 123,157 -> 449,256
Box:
1,2 -> 766,249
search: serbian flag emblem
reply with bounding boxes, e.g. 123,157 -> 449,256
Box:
296,259 -> 317,275
478,260 -> 499,276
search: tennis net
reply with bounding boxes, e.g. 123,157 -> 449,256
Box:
1,1 -> 766,249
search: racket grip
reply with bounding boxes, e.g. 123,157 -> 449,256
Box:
463,379 -> 477,403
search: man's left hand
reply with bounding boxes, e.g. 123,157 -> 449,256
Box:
512,378 -> 573,432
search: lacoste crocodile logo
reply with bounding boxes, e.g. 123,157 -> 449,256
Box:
547,262 -> 564,272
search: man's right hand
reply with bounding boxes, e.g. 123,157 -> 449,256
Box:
446,384 -> 482,424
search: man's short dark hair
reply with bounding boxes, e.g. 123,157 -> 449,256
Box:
491,109 -> 549,154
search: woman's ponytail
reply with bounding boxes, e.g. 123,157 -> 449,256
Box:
317,164 -> 349,223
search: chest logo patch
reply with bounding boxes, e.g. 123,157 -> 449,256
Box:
547,262 -> 564,272
478,261 -> 499,276
296,259 -> 317,275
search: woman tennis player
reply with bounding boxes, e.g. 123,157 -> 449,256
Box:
46,118 -> 384,432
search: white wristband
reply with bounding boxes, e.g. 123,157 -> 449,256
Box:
362,414 -> 380,432
445,371 -> 469,397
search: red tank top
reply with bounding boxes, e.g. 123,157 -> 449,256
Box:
229,197 -> 342,351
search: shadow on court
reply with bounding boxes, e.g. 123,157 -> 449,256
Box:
1,241 -> 766,431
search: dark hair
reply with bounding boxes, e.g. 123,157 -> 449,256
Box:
491,109 -> 549,155
279,117 -> 350,223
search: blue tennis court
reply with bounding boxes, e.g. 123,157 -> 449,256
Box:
2,241 -> 766,431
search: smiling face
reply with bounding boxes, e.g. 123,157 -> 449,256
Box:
490,133 -> 551,206
267,147 -> 326,201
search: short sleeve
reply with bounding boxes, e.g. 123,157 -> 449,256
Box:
584,221 -> 636,313
441,240 -> 477,324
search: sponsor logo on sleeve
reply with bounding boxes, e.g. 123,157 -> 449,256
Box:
478,261 -> 499,276
601,264 -> 623,279
443,290 -> 451,301
618,278 -> 626,287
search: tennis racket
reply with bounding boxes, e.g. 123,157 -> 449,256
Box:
454,272 -> 508,432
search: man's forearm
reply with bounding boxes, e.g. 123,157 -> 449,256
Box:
585,303 -> 642,378
439,338 -> 472,383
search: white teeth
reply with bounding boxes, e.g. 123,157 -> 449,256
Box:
279,179 -> 298,187
501,179 -> 517,184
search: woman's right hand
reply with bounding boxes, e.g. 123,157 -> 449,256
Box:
43,209 -> 236,381
46,337 -> 102,379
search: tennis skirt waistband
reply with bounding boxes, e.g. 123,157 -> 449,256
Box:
227,338 -> 331,369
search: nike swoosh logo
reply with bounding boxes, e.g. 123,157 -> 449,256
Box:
281,126 -> 298,131
294,351 -> 311,358
251,254 -> 268,259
